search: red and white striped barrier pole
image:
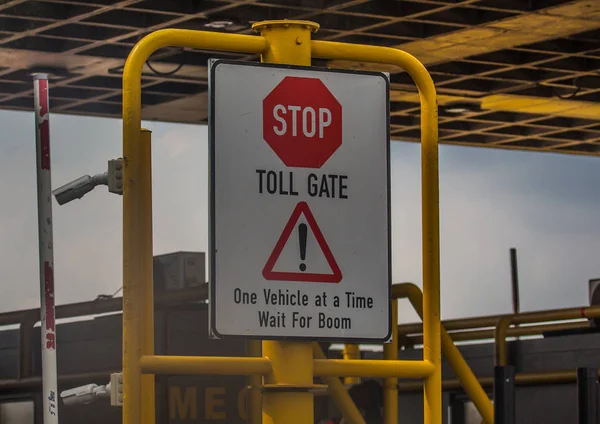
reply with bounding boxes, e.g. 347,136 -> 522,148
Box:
33,73 -> 59,424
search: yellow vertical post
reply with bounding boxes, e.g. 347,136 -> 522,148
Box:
123,123 -> 151,424
140,128 -> 155,424
252,19 -> 319,424
420,61 -> 441,424
342,344 -> 361,386
383,300 -> 398,424
121,28 -> 267,424
247,340 -> 262,424
261,342 -> 314,424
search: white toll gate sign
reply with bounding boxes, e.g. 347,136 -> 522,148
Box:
208,60 -> 391,342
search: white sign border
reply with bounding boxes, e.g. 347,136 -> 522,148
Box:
208,58 -> 393,343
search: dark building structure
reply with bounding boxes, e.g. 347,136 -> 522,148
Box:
0,253 -> 598,423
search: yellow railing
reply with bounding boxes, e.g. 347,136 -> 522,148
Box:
495,306 -> 600,367
122,20 -> 440,424
398,304 -> 600,338
390,283 -> 494,424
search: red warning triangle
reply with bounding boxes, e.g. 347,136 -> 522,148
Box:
262,201 -> 342,283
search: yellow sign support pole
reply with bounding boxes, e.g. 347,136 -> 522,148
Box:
139,128 -> 155,424
343,344 -> 361,386
251,21 -> 320,424
121,19 -> 441,424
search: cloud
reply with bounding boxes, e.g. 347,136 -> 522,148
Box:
157,126 -> 197,158
390,142 -> 600,322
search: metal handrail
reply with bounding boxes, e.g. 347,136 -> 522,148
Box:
0,286 -> 207,327
392,283 -> 494,424
4,286 -> 207,387
494,307 -> 600,367
397,369 -> 595,392
398,304 -> 600,337
403,321 -> 589,347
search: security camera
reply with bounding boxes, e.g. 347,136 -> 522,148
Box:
52,159 -> 123,206
60,383 -> 111,406
52,173 -> 107,206
60,384 -> 97,406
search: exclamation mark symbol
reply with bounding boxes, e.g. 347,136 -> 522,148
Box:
298,223 -> 307,272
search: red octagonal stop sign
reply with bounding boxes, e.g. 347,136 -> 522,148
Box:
263,76 -> 342,169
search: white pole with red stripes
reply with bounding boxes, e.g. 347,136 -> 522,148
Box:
33,73 -> 59,424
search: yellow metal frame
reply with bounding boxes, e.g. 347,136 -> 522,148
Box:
122,20 -> 441,424
398,369 -> 600,392
494,306 -> 600,367
392,283 -> 494,424
399,302 -> 600,337
342,344 -> 361,385
383,300 -> 399,423
404,321 -> 590,346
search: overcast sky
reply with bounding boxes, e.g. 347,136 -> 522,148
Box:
0,109 -> 598,324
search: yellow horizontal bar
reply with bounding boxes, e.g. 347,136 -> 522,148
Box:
313,359 -> 435,379
139,355 -> 272,376
128,28 -> 267,63
140,355 -> 433,379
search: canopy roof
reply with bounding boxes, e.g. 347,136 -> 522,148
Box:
1,0 -> 599,156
